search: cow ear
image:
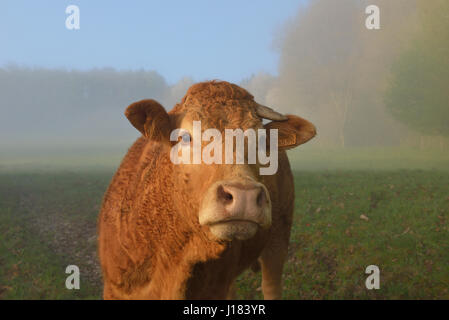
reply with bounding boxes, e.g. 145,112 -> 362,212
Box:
264,115 -> 316,150
125,99 -> 171,141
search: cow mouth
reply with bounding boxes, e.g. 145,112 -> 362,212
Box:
206,219 -> 259,241
208,219 -> 259,226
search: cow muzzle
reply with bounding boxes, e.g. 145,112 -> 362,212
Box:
199,179 -> 272,241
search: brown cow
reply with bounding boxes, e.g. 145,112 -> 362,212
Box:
98,81 -> 316,299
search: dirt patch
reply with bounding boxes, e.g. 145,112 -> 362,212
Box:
18,192 -> 103,293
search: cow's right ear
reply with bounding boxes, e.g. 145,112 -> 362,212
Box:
125,99 -> 171,142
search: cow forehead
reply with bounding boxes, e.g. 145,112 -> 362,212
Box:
170,81 -> 264,130
183,81 -> 254,102
178,102 -> 263,131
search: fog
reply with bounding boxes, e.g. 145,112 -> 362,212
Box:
0,66 -> 171,148
244,0 -> 421,148
1,0 -> 448,170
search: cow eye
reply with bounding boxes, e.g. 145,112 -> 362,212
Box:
181,132 -> 191,145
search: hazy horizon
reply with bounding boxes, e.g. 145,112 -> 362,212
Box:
1,0 -> 448,171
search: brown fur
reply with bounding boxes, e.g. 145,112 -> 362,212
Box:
98,81 -> 315,299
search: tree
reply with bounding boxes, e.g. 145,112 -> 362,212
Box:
385,0 -> 449,137
272,0 -> 417,147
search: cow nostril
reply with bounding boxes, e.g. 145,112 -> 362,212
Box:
217,185 -> 233,203
256,188 -> 266,207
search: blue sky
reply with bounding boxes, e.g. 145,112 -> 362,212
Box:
1,0 -> 305,84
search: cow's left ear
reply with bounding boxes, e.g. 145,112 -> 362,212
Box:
125,99 -> 171,142
264,115 -> 316,150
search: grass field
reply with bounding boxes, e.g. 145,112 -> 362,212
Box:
1,165 -> 448,299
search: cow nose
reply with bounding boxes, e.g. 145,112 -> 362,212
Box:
199,179 -> 272,241
216,183 -> 268,219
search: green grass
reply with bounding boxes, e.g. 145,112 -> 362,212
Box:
287,147 -> 449,171
0,170 -> 448,299
2,146 -> 448,173
0,208 -> 97,299
0,172 -> 109,299
236,170 -> 449,299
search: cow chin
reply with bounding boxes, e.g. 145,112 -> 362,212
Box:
208,221 -> 259,241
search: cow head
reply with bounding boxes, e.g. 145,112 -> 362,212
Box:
124,81 -> 316,242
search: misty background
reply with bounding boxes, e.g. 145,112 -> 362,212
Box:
1,0 -> 448,170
